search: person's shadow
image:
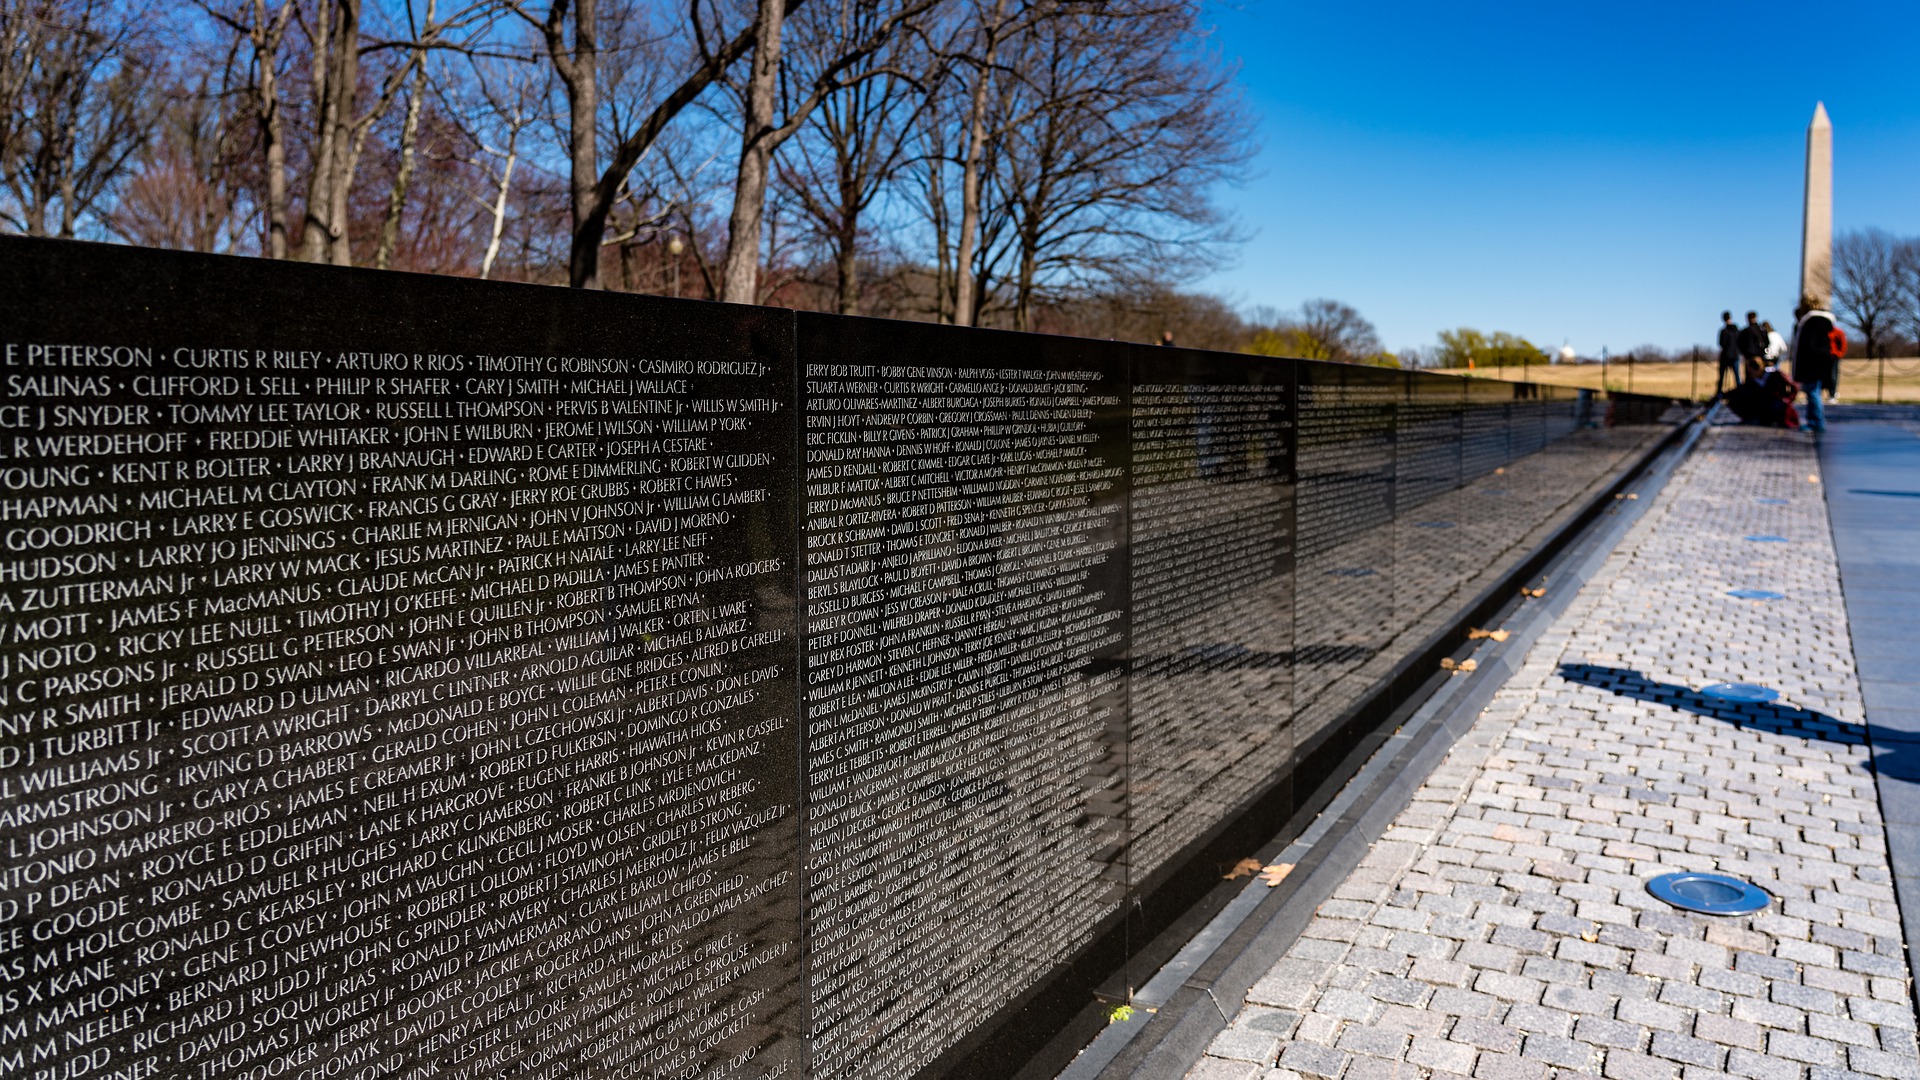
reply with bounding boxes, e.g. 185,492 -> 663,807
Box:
1554,663 -> 1888,758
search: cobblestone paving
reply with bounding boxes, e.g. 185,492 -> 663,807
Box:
1188,427 -> 1918,1080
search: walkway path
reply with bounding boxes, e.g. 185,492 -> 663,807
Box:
1187,425 -> 1919,1080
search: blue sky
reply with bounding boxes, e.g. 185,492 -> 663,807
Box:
1197,0 -> 1920,357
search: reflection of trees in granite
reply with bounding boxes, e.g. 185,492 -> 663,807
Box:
1128,383 -> 1293,883
1127,389 -> 1666,890
802,374 -> 1130,1079
1295,425 -> 1668,746
1291,379 -> 1397,736
1129,478 -> 1294,881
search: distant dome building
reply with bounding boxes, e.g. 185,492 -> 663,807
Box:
1557,345 -> 1576,365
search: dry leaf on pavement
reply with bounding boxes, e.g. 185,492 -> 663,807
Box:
1259,863 -> 1295,887
1224,858 -> 1262,880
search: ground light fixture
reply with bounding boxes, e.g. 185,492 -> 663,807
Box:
1646,872 -> 1773,916
1699,682 -> 1781,704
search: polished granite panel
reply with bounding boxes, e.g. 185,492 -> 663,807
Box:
1125,346 -> 1295,887
0,238 -> 804,1080
795,313 -> 1130,1079
1293,362 -> 1399,742
0,236 -> 1677,1080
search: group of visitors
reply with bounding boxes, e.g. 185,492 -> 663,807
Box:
1714,304 -> 1845,434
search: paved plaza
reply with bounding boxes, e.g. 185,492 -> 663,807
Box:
1187,424 -> 1920,1080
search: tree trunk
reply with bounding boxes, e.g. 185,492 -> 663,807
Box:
925,152 -> 951,322
720,0 -> 787,305
951,0 -> 1007,327
374,38 -> 430,271
255,8 -> 290,259
833,151 -> 861,313
1014,225 -> 1037,331
559,0 -> 600,288
834,222 -> 860,315
950,69 -> 990,325
300,0 -> 361,265
480,142 -> 516,280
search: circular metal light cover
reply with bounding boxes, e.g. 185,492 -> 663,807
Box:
1727,588 -> 1785,600
1700,682 -> 1779,704
1744,534 -> 1788,543
1646,872 -> 1771,916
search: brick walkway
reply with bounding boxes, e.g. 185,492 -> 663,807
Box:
1189,426 -> 1918,1080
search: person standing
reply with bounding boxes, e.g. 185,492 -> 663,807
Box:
1764,320 -> 1787,364
1737,311 -> 1767,378
1790,301 -> 1840,435
1716,311 -> 1742,397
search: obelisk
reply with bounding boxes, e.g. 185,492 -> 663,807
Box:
1800,102 -> 1832,308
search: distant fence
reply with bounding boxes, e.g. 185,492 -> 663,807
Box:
0,238 -> 1677,1080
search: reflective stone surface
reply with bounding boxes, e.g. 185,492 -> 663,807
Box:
796,315 -> 1130,1079
1293,363 -> 1399,743
1126,346 -> 1294,888
0,241 -> 804,1080
0,237 -> 1677,1080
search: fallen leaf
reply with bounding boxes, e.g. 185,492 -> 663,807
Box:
1259,863 -> 1296,887
1495,467 -> 1506,475
1224,858 -> 1262,880
1581,931 -> 1599,943
1626,493 -> 1639,500
1458,658 -> 1478,672
1808,474 -> 1820,483
1440,657 -> 1458,670
1108,1003 -> 1136,1024
1524,587 -> 1546,598
1489,630 -> 1510,642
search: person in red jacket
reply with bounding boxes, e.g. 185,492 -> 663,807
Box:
1789,302 -> 1840,435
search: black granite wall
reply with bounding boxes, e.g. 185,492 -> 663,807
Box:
0,239 -> 1668,1080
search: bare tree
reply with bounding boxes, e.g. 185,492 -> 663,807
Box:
196,0 -> 489,264
107,64 -> 253,251
945,0 -> 1012,325
0,0 -> 58,192
197,0 -> 296,256
298,0 -> 496,266
768,0 -> 943,312
373,0 -> 439,269
430,48 -> 545,278
718,0 -> 939,304
995,0 -> 1248,328
516,0 -> 782,289
1293,299 -> 1382,362
1896,238 -> 1920,353
0,0 -> 159,238
1832,228 -> 1905,359
1245,300 -> 1386,363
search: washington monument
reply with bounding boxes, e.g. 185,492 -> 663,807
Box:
1801,102 -> 1832,307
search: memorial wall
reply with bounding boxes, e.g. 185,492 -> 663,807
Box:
0,239 -> 1673,1080
0,243 -> 806,1080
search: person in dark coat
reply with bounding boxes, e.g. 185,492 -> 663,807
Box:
1790,302 -> 1839,435
1736,311 -> 1767,373
1716,311 -> 1742,397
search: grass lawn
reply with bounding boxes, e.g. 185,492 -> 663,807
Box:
1433,358 -> 1920,404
